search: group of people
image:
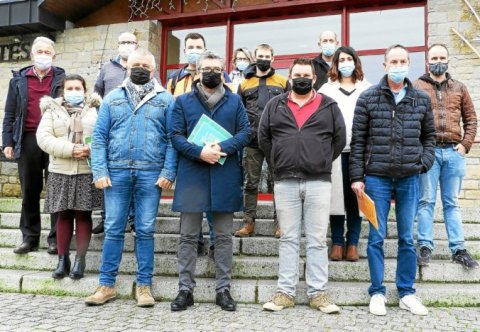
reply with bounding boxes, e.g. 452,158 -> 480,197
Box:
2,28 -> 477,317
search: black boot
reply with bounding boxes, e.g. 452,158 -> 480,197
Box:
92,221 -> 104,234
216,289 -> 236,311
69,255 -> 86,280
52,255 -> 71,279
171,290 -> 194,311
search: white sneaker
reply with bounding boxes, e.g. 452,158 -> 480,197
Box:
369,294 -> 387,316
399,295 -> 428,316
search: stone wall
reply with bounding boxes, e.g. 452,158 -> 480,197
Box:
0,20 -> 161,197
428,0 -> 480,212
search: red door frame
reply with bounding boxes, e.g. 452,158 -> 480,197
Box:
160,0 -> 427,83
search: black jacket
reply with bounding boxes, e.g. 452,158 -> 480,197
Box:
2,65 -> 65,159
239,64 -> 289,148
349,75 -> 436,182
258,92 -> 346,182
313,54 -> 330,91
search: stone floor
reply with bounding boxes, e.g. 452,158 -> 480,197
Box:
0,292 -> 479,331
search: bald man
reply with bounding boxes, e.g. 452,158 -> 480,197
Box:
312,30 -> 339,90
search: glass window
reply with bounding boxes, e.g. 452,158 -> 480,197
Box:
360,52 -> 426,85
349,7 -> 425,50
167,26 -> 227,65
233,15 -> 341,56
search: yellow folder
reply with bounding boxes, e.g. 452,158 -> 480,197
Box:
357,191 -> 379,230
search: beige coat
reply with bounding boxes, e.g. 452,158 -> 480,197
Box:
37,94 -> 101,176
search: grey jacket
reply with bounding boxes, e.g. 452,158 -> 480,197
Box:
94,57 -> 127,98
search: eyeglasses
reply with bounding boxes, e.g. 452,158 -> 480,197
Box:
118,41 -> 137,45
199,67 -> 223,74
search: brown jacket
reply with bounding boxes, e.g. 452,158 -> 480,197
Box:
414,73 -> 477,152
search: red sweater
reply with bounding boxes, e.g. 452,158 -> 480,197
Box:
287,91 -> 323,129
25,68 -> 53,133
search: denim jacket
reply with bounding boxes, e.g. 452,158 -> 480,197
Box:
91,79 -> 177,182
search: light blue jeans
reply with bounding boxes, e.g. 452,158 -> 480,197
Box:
99,168 -> 161,287
417,146 -> 466,253
274,179 -> 331,298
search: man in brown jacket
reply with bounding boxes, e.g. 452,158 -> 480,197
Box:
415,43 -> 478,269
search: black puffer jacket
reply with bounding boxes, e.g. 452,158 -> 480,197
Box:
349,75 -> 436,182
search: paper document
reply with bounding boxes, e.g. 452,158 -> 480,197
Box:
357,191 -> 378,230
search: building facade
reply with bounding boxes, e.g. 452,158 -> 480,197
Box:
0,0 -> 479,216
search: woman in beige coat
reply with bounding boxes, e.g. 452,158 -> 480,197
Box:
37,74 -> 103,280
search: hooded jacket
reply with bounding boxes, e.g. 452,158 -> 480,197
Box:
36,94 -> 101,176
2,65 -> 65,159
239,64 -> 289,148
413,73 -> 477,152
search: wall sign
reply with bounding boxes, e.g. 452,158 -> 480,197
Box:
0,41 -> 31,63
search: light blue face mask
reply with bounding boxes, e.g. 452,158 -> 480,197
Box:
186,50 -> 203,65
388,66 -> 409,83
236,60 -> 249,71
64,91 -> 85,105
338,61 -> 355,77
322,43 -> 336,57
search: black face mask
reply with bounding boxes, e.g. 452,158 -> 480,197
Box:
256,59 -> 271,72
130,67 -> 151,85
201,71 -> 222,89
292,77 -> 313,95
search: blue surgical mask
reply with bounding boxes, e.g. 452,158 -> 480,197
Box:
186,50 -> 203,65
322,43 -> 336,57
64,91 -> 85,105
236,60 -> 249,71
338,61 -> 355,77
388,66 -> 409,83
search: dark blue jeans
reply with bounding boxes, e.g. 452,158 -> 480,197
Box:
365,174 -> 419,298
330,153 -> 362,246
198,212 -> 215,250
99,169 -> 161,287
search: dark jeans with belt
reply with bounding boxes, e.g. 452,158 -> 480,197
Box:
330,152 -> 362,246
18,133 -> 57,245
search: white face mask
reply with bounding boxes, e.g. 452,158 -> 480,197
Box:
118,44 -> 136,60
34,54 -> 53,71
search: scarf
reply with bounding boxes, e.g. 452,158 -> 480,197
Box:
196,82 -> 225,110
65,103 -> 84,144
125,78 -> 156,109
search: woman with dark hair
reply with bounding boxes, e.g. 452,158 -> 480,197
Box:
37,74 -> 103,279
319,46 -> 371,262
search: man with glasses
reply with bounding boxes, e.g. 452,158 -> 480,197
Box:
92,32 -> 139,235
170,51 -> 251,312
234,43 -> 289,238
414,43 -> 478,270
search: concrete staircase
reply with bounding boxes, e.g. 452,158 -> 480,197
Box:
0,198 -> 479,306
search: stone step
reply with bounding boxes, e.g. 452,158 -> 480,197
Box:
2,212 -> 480,240
1,229 -> 479,259
2,198 -> 480,222
0,248 -> 478,283
0,269 -> 478,306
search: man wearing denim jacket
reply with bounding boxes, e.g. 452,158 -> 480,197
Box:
85,48 -> 177,308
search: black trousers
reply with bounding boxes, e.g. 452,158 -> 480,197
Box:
17,133 -> 57,245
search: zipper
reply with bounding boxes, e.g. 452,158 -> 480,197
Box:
436,86 -> 445,143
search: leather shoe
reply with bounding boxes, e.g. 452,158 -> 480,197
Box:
329,245 -> 343,261
171,290 -> 194,311
216,289 -> 236,311
47,242 -> 58,255
92,221 -> 105,235
13,242 -> 38,254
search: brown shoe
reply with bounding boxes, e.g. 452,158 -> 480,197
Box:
273,217 -> 281,238
345,245 -> 359,262
85,286 -> 116,306
234,216 -> 255,237
136,286 -> 155,307
330,245 -> 343,261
